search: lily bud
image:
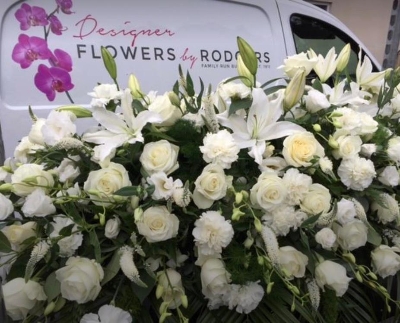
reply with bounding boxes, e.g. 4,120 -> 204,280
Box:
134,207 -> 144,222
254,217 -> 263,232
237,36 -> 258,75
56,105 -> 92,118
101,46 -> 117,80
284,67 -> 306,111
128,74 -> 143,99
336,43 -> 351,73
328,135 -> 339,149
168,91 -> 181,107
237,54 -> 254,87
313,124 -> 321,132
44,302 -> 56,316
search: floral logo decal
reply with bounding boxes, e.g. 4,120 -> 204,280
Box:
12,1 -> 75,102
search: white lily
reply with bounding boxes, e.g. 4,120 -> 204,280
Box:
325,80 -> 371,107
356,53 -> 385,93
83,88 -> 162,162
308,48 -> 337,83
218,88 -> 305,164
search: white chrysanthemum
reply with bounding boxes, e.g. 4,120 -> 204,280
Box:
337,156 -> 376,191
225,282 -> 265,314
282,168 -> 312,205
80,304 -> 132,323
200,130 -> 240,169
336,198 -> 357,225
49,216 -> 83,257
262,205 -> 297,236
193,211 -> 234,256
371,194 -> 400,224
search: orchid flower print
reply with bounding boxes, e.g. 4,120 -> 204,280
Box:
11,1 -> 75,102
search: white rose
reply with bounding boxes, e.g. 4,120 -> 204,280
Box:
334,219 -> 368,251
0,193 -> 13,220
282,168 -> 312,205
378,166 -> 399,187
55,256 -> 104,304
371,193 -> 399,224
359,113 -> 378,135
57,156 -> 81,183
304,89 -> 330,113
49,216 -> 83,257
332,134 -> 362,160
84,162 -> 132,206
315,260 -> 352,296
278,246 -> 308,279
259,157 -> 288,175
282,132 -> 325,167
105,216 -> 121,239
315,227 -> 337,250
28,118 -> 46,145
148,92 -> 182,126
41,110 -> 76,146
336,198 -> 357,225
278,52 -> 317,78
193,163 -> 232,209
338,156 -> 376,190
300,184 -> 331,216
250,172 -> 287,211
136,206 -> 179,243
21,188 -> 56,217
387,137 -> 400,164
3,278 -> 47,321
2,222 -> 37,250
140,140 -> 179,175
201,258 -> 231,302
11,164 -> 55,197
193,211 -> 234,255
371,245 -> 400,278
200,129 -> 240,169
157,268 -> 185,309
80,304 -> 132,323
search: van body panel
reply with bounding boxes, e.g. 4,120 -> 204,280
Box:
0,0 -> 381,159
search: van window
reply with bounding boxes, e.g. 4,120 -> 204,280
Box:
290,14 -> 378,76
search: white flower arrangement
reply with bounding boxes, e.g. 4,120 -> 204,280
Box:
1,37 -> 400,323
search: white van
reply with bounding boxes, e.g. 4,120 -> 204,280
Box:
0,0 -> 381,161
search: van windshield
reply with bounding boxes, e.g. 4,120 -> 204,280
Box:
290,14 -> 379,76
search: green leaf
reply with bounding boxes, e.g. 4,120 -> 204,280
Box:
263,85 -> 286,96
59,224 -> 75,237
0,230 -> 11,253
300,214 -> 320,229
89,230 -> 101,263
101,250 -> 121,286
132,270 -> 156,304
186,71 -> 195,97
132,99 -> 146,113
114,186 -> 140,196
367,225 -> 382,246
196,77 -> 205,108
260,77 -> 285,89
228,97 -> 253,116
44,272 -> 61,302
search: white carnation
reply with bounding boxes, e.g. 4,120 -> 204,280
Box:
262,205 -> 297,236
200,129 -> 240,169
282,168 -> 312,205
225,282 -> 264,314
337,156 -> 376,190
193,211 -> 234,256
88,83 -> 123,107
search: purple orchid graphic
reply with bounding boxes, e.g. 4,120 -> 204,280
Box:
56,0 -> 74,15
48,15 -> 63,35
34,64 -> 74,101
49,49 -> 72,72
12,34 -> 52,69
12,1 -> 75,103
14,3 -> 48,31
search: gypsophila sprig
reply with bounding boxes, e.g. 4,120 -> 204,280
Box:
2,35 -> 400,323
